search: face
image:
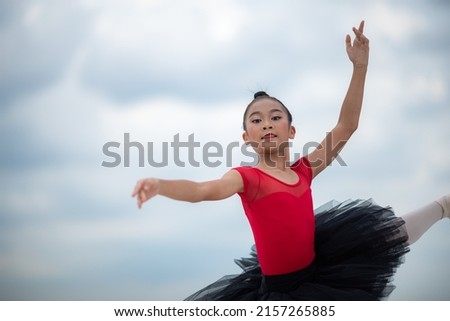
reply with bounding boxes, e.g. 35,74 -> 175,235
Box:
243,98 -> 296,156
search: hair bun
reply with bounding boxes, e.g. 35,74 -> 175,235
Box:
254,91 -> 269,99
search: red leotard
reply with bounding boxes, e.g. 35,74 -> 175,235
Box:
233,157 -> 315,276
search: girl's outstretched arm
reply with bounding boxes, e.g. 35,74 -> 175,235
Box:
131,169 -> 243,209
307,20 -> 369,179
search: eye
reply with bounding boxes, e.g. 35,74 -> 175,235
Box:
251,119 -> 261,124
272,115 -> 282,121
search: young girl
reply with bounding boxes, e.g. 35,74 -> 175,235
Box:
132,21 -> 449,300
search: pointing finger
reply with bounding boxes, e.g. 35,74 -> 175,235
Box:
358,20 -> 365,33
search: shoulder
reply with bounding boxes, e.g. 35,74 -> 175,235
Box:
198,169 -> 245,200
231,166 -> 253,176
229,166 -> 253,183
230,166 -> 259,195
231,166 -> 259,180
221,168 -> 245,193
291,157 -> 313,185
291,156 -> 311,170
224,168 -> 245,180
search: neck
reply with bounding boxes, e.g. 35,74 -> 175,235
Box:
257,151 -> 291,171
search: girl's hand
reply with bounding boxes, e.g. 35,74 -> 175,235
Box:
132,178 -> 160,209
346,20 -> 369,67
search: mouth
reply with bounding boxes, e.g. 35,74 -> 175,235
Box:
261,133 -> 277,140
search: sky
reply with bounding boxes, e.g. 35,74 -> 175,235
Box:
0,0 -> 449,301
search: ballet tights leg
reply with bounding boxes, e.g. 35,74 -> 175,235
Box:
401,194 -> 449,245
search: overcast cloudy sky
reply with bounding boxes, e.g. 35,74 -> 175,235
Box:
0,0 -> 449,301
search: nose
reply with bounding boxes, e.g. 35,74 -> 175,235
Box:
262,121 -> 273,130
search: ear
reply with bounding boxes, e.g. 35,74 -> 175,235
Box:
242,131 -> 249,144
289,125 -> 296,139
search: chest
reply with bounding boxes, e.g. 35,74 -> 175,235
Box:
256,168 -> 299,185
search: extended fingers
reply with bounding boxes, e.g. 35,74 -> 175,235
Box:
352,26 -> 362,40
345,34 -> 352,48
358,20 -> 365,33
132,179 -> 150,196
352,20 -> 364,37
139,190 -> 147,208
352,23 -> 369,45
132,179 -> 157,209
132,180 -> 144,197
357,32 -> 369,45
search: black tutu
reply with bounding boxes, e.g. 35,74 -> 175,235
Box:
185,199 -> 410,301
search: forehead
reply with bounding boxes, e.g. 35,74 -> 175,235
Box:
246,98 -> 285,116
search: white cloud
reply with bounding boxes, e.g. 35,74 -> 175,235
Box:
367,1 -> 427,43
23,3 -> 43,26
0,0 -> 92,103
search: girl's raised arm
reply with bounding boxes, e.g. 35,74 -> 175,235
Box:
132,169 -> 243,209
307,20 -> 369,179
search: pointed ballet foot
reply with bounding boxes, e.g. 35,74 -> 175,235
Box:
435,194 -> 450,219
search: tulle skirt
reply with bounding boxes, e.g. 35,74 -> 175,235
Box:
185,199 -> 410,301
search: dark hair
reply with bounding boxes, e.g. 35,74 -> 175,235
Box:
242,91 -> 293,131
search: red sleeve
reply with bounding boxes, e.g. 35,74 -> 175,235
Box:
232,167 -> 249,196
291,157 -> 313,186
232,167 -> 260,202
